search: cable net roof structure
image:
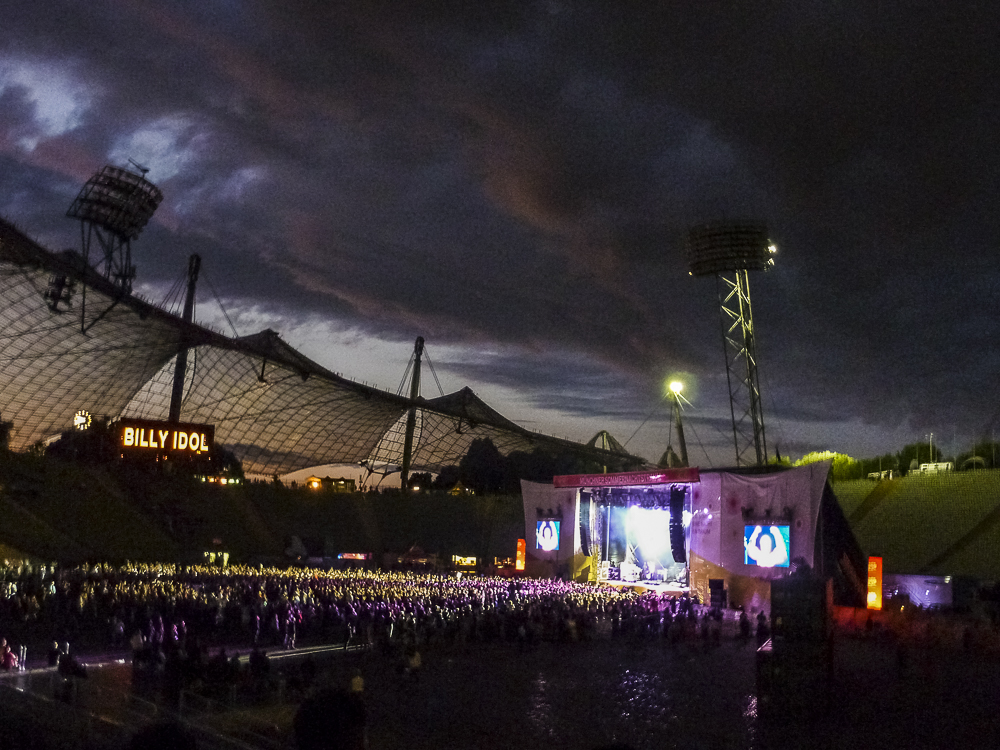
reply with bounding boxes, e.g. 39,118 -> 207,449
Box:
0,218 -> 643,477
120,331 -> 410,476
0,220 -> 185,449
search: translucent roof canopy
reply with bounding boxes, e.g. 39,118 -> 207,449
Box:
0,218 -> 641,477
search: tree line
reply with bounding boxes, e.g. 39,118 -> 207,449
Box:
789,439 -> 1000,481
409,437 -> 637,495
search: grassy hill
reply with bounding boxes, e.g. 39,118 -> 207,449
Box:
8,447 -> 1000,583
0,451 -> 523,563
244,483 -> 524,562
832,471 -> 1000,578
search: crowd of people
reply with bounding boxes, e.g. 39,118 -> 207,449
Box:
0,559 -> 750,665
2,557 -> 995,668
0,558 -> 995,749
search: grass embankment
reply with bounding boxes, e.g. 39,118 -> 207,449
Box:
0,451 -> 526,562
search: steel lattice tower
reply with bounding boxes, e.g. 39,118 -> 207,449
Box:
687,223 -> 775,467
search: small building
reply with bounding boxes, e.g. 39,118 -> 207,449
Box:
305,475 -> 356,493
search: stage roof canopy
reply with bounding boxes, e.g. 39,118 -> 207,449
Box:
0,218 -> 642,477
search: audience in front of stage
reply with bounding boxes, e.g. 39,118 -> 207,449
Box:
0,556 -> 990,677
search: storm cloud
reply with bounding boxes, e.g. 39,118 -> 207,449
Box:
2,1 -> 998,466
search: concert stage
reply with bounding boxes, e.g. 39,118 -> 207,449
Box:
524,463 -> 860,611
600,579 -> 688,597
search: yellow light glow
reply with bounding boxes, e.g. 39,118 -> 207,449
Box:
663,374 -> 696,401
867,556 -> 883,610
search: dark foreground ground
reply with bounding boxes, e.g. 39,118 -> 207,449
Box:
355,637 -> 1000,750
4,633 -> 1000,749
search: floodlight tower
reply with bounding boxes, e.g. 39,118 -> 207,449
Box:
687,223 -> 775,467
67,163 -> 163,295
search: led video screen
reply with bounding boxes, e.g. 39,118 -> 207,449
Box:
536,520 -> 560,552
743,524 -> 790,568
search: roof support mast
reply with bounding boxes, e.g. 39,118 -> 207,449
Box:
168,254 -> 200,423
400,336 -> 424,494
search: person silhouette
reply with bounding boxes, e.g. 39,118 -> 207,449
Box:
745,525 -> 788,568
537,521 -> 559,551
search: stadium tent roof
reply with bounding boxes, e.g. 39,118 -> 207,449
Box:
0,220 -> 189,450
0,218 -> 643,476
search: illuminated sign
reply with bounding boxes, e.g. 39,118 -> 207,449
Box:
515,539 -> 526,571
867,556 -> 883,610
553,468 -> 699,488
118,418 -> 214,455
452,555 -> 477,567
73,410 -> 92,431
338,553 -> 369,560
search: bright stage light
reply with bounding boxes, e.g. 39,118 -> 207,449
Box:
627,505 -> 672,559
669,381 -> 683,395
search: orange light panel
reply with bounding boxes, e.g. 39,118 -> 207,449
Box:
867,556 -> 882,610
515,539 -> 526,571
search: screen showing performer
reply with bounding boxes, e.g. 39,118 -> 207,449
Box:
536,520 -> 560,551
743,524 -> 790,568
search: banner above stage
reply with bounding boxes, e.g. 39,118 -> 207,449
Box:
553,468 -> 699,488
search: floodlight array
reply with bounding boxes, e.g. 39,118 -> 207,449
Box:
66,166 -> 163,241
686,223 -> 772,277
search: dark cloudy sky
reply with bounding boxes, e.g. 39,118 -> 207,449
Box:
2,1 -> 999,468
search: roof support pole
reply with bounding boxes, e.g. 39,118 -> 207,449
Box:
168,254 -> 201,423
672,391 -> 689,468
400,336 -> 423,494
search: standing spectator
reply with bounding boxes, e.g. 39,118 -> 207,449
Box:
129,629 -> 145,664
739,610 -> 751,643
1,644 -> 18,670
756,611 -> 770,646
